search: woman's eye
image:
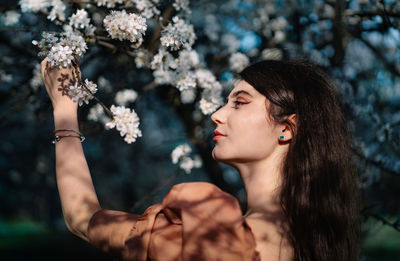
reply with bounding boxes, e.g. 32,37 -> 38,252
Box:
232,101 -> 248,108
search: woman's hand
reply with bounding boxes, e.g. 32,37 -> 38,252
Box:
41,58 -> 80,113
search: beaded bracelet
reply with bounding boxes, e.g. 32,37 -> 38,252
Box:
52,129 -> 85,144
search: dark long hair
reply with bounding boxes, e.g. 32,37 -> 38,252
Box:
239,60 -> 361,261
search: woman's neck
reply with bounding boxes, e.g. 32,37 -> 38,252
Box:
235,151 -> 285,218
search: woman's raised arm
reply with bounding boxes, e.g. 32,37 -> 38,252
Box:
41,59 -> 101,242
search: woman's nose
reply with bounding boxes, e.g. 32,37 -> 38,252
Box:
211,107 -> 225,125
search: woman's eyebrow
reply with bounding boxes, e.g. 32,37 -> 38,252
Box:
226,90 -> 253,102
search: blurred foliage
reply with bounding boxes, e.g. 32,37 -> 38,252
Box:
0,0 -> 399,260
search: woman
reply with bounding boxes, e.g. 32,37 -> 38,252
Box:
41,58 -> 361,261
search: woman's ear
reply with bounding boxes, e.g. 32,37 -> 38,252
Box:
288,114 -> 297,133
279,114 -> 297,143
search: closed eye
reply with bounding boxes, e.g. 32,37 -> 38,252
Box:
232,101 -> 249,109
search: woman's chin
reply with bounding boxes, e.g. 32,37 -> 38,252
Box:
212,149 -> 233,164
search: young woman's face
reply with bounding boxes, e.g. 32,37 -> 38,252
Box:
211,80 -> 283,165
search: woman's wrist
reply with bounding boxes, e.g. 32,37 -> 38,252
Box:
53,105 -> 79,130
53,102 -> 78,116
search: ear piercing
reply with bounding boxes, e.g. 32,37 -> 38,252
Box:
280,136 -> 284,140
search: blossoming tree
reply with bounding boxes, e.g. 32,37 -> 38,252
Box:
1,0 -> 400,251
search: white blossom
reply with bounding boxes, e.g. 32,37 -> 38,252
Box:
115,89 -> 138,106
68,79 -> 98,106
199,98 -> 221,115
106,105 -> 142,144
0,70 -> 13,82
61,27 -> 88,57
47,0 -> 66,21
270,16 -> 288,31
199,86 -> 223,115
32,32 -> 58,57
171,144 -> 191,164
261,48 -> 283,60
177,49 -> 199,70
151,48 -> 176,71
97,76 -> 112,92
104,10 -> 147,43
175,72 -> 196,91
179,155 -> 202,174
180,89 -> 196,104
229,52 -> 250,73
30,64 -> 42,90
173,0 -> 190,12
221,34 -> 239,53
195,69 -> 217,89
2,11 -> 21,26
134,49 -> 150,68
88,103 -> 110,125
19,0 -> 51,13
171,144 -> 202,174
69,9 -> 91,30
153,69 -> 175,85
47,43 -> 74,69
95,0 -> 123,8
273,30 -> 285,43
204,14 -> 220,42
34,27 -> 87,63
134,0 -> 160,19
160,16 -> 196,51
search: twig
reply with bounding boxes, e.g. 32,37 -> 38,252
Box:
367,213 -> 400,232
97,40 -> 118,52
352,148 -> 400,176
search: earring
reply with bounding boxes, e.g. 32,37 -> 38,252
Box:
279,136 -> 284,140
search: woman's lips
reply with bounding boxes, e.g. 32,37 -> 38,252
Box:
213,130 -> 226,142
213,135 -> 225,142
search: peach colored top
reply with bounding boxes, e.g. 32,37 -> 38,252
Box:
88,182 -> 260,261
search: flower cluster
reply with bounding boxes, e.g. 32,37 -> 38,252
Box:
133,0 -> 160,19
68,79 -> 98,106
69,9 -> 90,30
115,89 -> 138,106
171,144 -> 202,174
134,49 -> 152,68
173,0 -> 190,13
175,72 -> 196,92
106,105 -> 142,144
229,52 -> 250,73
88,104 -> 110,125
160,16 -> 196,51
261,48 -> 283,60
19,0 -> 51,13
2,11 -> 21,26
47,44 -> 74,69
95,0 -> 123,8
151,48 -> 175,71
195,69 -> 216,89
30,64 -> 42,90
103,10 -> 147,44
195,69 -> 224,114
176,49 -> 199,69
19,0 -> 66,22
47,0 -> 66,21
150,47 -> 223,113
200,88 -> 224,115
62,26 -> 89,56
180,89 -> 196,104
33,26 -> 88,68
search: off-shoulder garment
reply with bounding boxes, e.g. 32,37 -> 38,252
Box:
88,182 -> 260,261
